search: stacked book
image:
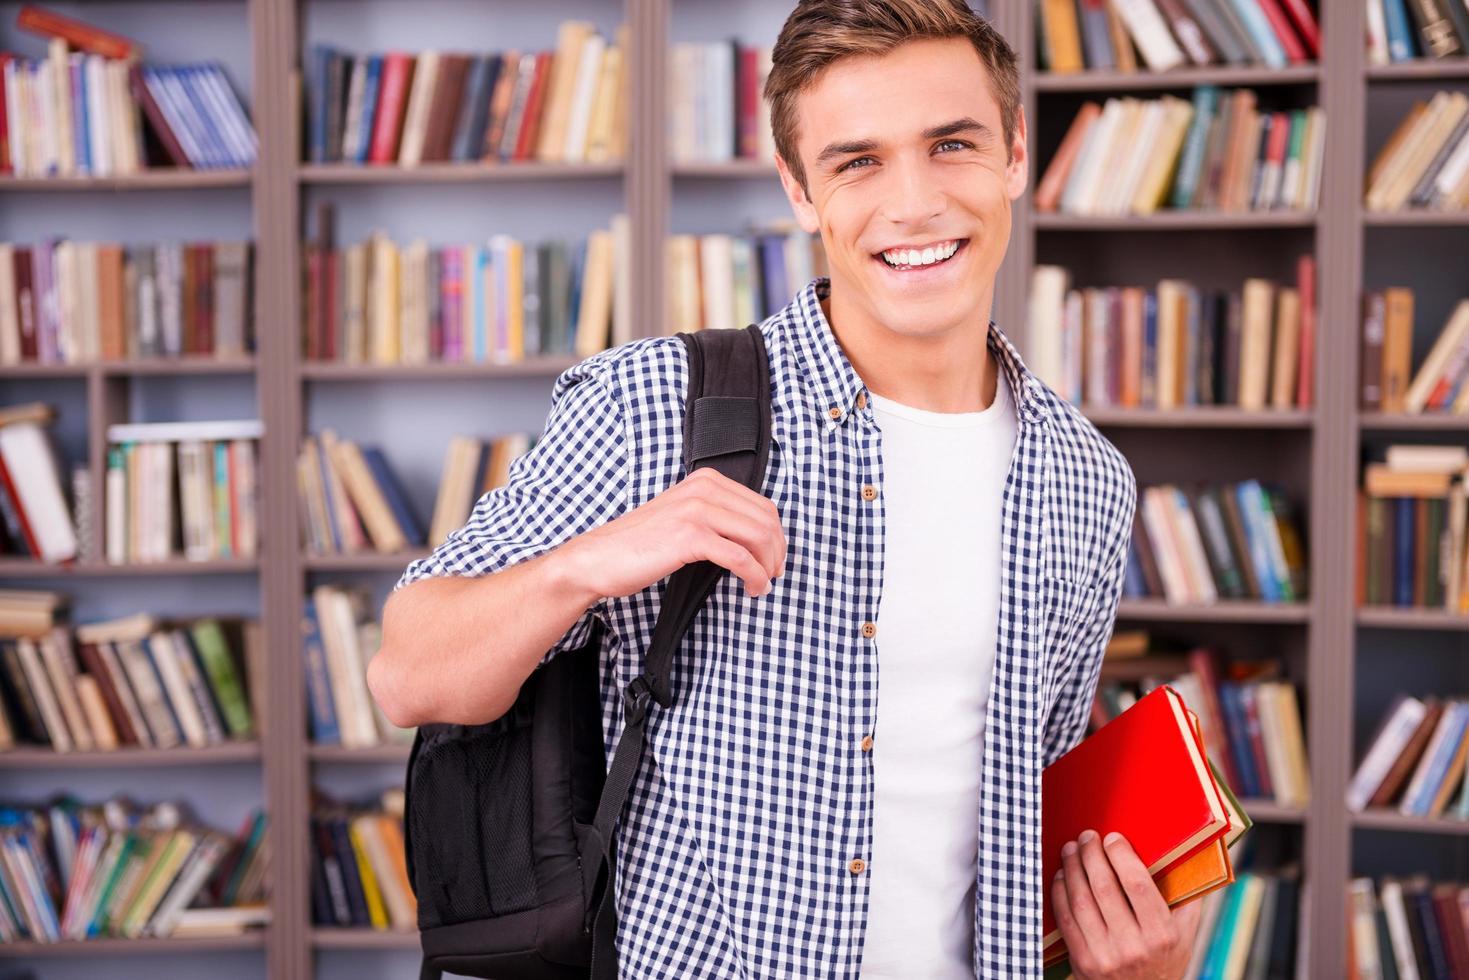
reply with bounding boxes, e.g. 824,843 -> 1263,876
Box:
0,239 -> 253,365
1365,91 -> 1469,213
1356,444 -> 1469,610
298,430 -> 424,557
0,796 -> 268,943
1094,644 -> 1310,808
305,584 -> 411,750
668,41 -> 775,164
304,203 -> 630,363
1036,87 -> 1325,215
1359,291 -> 1469,413
0,402 -> 78,565
667,224 -> 828,333
105,419 -> 261,565
0,587 -> 64,637
1126,480 -> 1308,605
428,432 -> 533,548
2,6 -> 256,175
311,788 -> 414,931
1368,0 -> 1469,63
1028,258 -> 1316,411
1347,876 -> 1469,978
0,614 -> 257,754
306,21 -> 628,167
1349,694 -> 1469,818
1036,0 -> 1319,73
1042,685 -> 1253,971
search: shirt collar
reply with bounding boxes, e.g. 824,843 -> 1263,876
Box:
784,276 -> 1052,430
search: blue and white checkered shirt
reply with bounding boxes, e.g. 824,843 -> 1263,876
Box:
396,276 -> 1137,978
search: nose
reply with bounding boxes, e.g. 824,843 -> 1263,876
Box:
878,155 -> 946,228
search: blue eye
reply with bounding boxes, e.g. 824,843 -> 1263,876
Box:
937,139 -> 972,152
837,156 -> 874,173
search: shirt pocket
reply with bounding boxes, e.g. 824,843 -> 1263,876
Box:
1037,573 -> 1104,708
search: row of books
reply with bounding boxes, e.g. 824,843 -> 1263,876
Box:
1125,480 -> 1309,605
0,796 -> 268,943
1027,259 -> 1317,411
1368,0 -> 1469,64
0,240 -> 254,366
667,225 -> 828,334
298,431 -> 421,557
1360,292 -> 1469,414
1036,87 -> 1325,215
1036,0 -> 1319,74
0,403 -> 77,565
1348,875 -> 1469,980
1176,867 -> 1302,980
1366,91 -> 1469,213
306,21 -> 628,167
1356,444 -> 1469,611
1350,694 -> 1469,818
0,614 -> 255,754
305,585 -> 410,750
304,204 -> 630,364
104,420 -> 261,566
668,41 -> 775,164
1095,643 -> 1309,807
311,789 -> 413,931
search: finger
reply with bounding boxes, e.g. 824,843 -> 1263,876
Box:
1102,831 -> 1171,927
681,476 -> 788,578
1060,836 -> 1108,944
1077,829 -> 1142,943
694,526 -> 772,597
684,496 -> 785,586
1050,866 -> 1095,976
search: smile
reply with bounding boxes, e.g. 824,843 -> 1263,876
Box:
874,238 -> 967,271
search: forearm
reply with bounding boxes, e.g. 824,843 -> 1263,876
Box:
368,544 -> 600,727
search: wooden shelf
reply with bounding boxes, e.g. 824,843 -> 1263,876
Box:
303,551 -> 428,573
0,558 -> 260,577
1032,64 -> 1320,92
1083,406 -> 1313,428
308,744 -> 413,764
1115,598 -> 1311,623
1,934 -> 267,955
1033,210 -> 1316,230
0,169 -> 252,191
1366,59 -> 1469,81
310,928 -> 419,950
1352,808 -> 1469,835
1356,606 -> 1469,630
298,356 -> 579,380
0,743 -> 262,768
1360,411 -> 1469,430
1240,799 -> 1308,824
1363,210 -> 1469,226
299,162 -> 621,184
672,159 -> 779,178
0,358 -> 257,379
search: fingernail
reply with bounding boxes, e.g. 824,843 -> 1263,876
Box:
1055,868 -> 1064,881
1061,840 -> 1077,857
1104,831 -> 1123,847
1078,829 -> 1097,845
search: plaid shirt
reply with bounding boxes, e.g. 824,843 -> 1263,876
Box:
396,277 -> 1137,978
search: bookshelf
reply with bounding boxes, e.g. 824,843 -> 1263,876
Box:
3,0 -> 1467,977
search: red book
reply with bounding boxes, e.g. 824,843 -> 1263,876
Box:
1295,254 -> 1315,409
1251,0 -> 1309,63
17,5 -> 139,60
14,249 -> 36,361
1041,685 -> 1228,948
1276,0 -> 1321,58
127,63 -> 190,168
738,45 -> 759,159
512,52 -> 554,162
0,53 -> 12,173
368,53 -> 416,164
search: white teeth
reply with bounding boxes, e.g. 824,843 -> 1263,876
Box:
921,247 -> 935,264
880,240 -> 960,268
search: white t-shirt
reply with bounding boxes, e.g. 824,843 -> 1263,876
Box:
857,364 -> 1019,979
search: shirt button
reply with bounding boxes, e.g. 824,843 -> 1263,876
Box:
849,858 -> 866,875
861,621 -> 877,639
855,392 -> 867,410
860,735 -> 873,752
861,484 -> 877,501
828,406 -> 842,420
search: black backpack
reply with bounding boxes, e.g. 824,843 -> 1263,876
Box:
403,323 -> 773,980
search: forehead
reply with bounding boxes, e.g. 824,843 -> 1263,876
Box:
794,37 -> 1000,148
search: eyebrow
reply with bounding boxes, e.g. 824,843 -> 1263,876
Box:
814,117 -> 996,169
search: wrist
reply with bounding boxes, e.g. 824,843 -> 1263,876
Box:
542,539 -> 603,612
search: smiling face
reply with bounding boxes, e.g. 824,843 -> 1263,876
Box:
775,35 -> 1028,346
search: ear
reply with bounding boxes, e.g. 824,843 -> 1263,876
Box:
775,152 -> 821,235
1005,104 -> 1029,201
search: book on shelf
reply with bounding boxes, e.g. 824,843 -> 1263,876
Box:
0,402 -> 78,565
0,587 -> 65,637
297,431 -> 431,557
667,223 -> 827,334
0,796 -> 267,943
1367,0 -> 1469,65
1035,0 -> 1319,75
426,432 -> 532,548
1348,876 -> 1469,980
1356,443 -> 1469,610
1028,257 -> 1315,411
1349,694 -> 1469,818
1034,87 -> 1324,215
1365,91 -> 1469,213
0,613 -> 258,754
0,239 -> 254,365
103,419 -> 261,565
1095,646 -> 1310,808
668,41 -> 775,164
1125,479 -> 1308,605
304,202 -> 629,364
304,584 -> 410,750
306,20 -> 628,168
311,787 -> 415,931
1364,297 -> 1469,414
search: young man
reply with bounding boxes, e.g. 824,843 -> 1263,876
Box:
370,1 -> 1200,977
